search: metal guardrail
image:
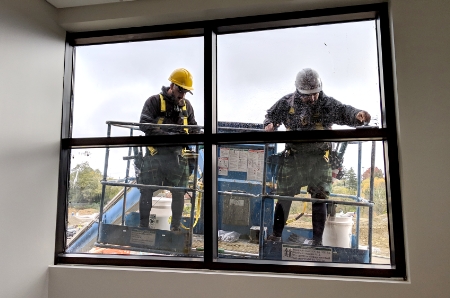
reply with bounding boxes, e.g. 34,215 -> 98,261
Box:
94,121 -> 378,260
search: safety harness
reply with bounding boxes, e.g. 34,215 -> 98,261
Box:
286,96 -> 330,161
288,99 -> 347,180
147,94 -> 189,156
157,94 -> 189,133
282,96 -> 346,225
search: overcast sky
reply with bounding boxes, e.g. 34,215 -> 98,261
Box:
71,20 -> 383,179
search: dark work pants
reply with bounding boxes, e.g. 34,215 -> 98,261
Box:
273,199 -> 327,243
137,147 -> 188,229
139,188 -> 184,228
272,152 -> 331,243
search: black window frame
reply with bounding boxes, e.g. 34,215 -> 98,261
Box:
55,2 -> 406,279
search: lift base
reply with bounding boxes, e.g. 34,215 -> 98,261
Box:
98,223 -> 190,253
263,241 -> 369,263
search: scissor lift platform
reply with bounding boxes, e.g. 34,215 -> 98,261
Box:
262,227 -> 369,263
97,223 -> 200,255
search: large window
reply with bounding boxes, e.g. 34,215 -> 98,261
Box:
56,3 -> 406,279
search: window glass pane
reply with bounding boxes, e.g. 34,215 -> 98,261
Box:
72,37 -> 204,138
217,21 -> 381,131
216,141 -> 390,265
61,5 -> 404,277
66,145 -> 204,258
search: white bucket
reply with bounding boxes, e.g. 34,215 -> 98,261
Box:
149,197 -> 172,230
322,215 -> 353,248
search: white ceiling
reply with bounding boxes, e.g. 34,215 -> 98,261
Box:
46,0 -> 135,9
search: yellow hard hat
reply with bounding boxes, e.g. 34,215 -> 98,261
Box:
168,68 -> 194,92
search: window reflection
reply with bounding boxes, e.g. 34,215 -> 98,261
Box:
217,21 -> 381,130
215,141 -> 390,264
66,145 -> 204,257
72,38 -> 204,138
67,141 -> 391,264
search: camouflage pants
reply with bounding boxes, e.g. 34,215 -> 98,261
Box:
273,152 -> 332,242
137,147 -> 189,228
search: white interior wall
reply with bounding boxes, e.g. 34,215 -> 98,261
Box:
1,0 -> 449,297
56,0 -> 383,32
0,1 -> 65,298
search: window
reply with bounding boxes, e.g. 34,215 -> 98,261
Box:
56,3 -> 406,279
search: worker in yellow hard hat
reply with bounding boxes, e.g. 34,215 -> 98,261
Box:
167,68 -> 194,94
136,68 -> 201,231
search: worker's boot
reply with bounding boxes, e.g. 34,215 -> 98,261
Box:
139,213 -> 150,228
170,191 -> 184,232
268,200 -> 291,241
139,190 -> 153,228
312,202 -> 327,246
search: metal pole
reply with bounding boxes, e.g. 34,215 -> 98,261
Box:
106,120 -> 204,131
259,144 -> 269,259
355,141 -> 362,249
263,194 -> 373,207
368,141 -> 376,262
187,144 -> 200,252
98,123 -> 112,235
121,127 -> 134,226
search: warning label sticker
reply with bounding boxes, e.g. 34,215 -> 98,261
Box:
281,244 -> 332,262
130,229 -> 156,246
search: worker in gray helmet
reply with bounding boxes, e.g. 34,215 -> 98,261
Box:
263,68 -> 371,245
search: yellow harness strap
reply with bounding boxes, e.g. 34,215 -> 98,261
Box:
160,94 -> 188,133
147,146 -> 158,156
323,150 -> 330,162
181,104 -> 188,134
147,94 -> 165,155
158,94 -> 165,124
148,94 -> 188,155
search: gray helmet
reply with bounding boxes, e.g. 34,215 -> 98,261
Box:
295,68 -> 322,94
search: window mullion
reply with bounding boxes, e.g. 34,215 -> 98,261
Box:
203,25 -> 217,265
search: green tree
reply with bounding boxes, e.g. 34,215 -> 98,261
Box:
331,180 -> 358,213
361,177 -> 387,215
69,162 -> 122,205
70,162 -> 102,204
344,167 -> 358,190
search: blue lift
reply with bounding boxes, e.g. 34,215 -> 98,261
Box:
67,121 -> 377,264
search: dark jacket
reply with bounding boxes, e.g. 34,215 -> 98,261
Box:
140,86 -> 199,135
264,91 -> 363,153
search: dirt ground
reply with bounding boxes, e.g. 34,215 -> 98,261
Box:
67,208 -> 390,260
68,207 -> 99,228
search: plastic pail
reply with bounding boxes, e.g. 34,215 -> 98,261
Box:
322,215 -> 353,248
149,197 -> 172,230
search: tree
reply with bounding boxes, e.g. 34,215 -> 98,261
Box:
344,167 -> 358,190
70,162 -> 122,205
362,167 -> 384,180
70,162 -> 102,204
331,179 -> 358,214
361,177 -> 387,215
